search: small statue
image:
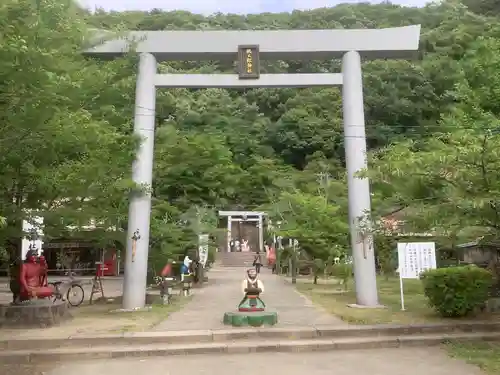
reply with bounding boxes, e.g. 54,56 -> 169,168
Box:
266,245 -> 277,272
238,268 -> 265,312
180,255 -> 192,281
19,250 -> 53,301
233,240 -> 240,252
241,239 -> 250,252
223,268 -> 277,326
160,258 -> 173,278
157,259 -> 174,304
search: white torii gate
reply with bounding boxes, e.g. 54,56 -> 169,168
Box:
85,26 -> 421,310
218,210 -> 266,253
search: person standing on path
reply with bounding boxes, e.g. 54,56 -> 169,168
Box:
253,251 -> 263,274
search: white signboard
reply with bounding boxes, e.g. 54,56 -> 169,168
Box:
21,216 -> 44,259
397,242 -> 437,279
198,234 -> 209,267
397,242 -> 436,310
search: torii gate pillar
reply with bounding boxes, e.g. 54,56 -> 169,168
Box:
342,51 -> 378,306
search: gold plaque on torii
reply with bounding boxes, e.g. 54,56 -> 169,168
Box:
238,45 -> 260,79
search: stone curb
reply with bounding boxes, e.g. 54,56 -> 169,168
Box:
2,331 -> 500,364
2,321 -> 500,351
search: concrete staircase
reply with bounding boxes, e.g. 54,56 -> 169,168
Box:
216,251 -> 256,267
2,322 -> 500,363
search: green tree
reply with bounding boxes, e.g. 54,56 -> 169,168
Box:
6,0 -> 500,276
369,36 -> 500,273
462,0 -> 500,16
153,124 -> 242,210
0,0 -> 135,255
268,190 -> 349,260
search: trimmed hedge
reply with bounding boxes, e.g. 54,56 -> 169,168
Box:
420,265 -> 494,317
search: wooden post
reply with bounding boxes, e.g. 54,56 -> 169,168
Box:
227,216 -> 232,252
89,263 -> 105,304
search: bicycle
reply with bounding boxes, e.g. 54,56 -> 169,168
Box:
49,276 -> 85,307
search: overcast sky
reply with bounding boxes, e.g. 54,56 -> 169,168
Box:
79,0 -> 431,14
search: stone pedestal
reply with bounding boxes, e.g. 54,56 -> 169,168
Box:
93,293 -> 160,305
0,300 -> 72,328
223,311 -> 278,327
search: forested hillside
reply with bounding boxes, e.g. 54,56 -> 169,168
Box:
1,0 -> 500,268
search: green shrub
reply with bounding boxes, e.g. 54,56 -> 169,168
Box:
331,262 -> 353,290
312,259 -> 324,284
420,265 -> 494,317
206,246 -> 216,267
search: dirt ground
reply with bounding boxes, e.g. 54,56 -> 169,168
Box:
0,277 -> 190,338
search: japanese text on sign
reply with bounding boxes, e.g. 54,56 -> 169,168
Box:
397,242 -> 436,279
238,45 -> 260,79
198,234 -> 209,267
246,49 -> 253,74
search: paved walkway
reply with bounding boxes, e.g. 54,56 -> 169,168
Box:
154,266 -> 344,330
0,268 -> 486,375
9,348 -> 484,375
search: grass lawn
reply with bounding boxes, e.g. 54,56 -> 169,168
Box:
0,294 -> 192,339
446,342 -> 500,375
294,276 -> 498,325
75,295 -> 193,333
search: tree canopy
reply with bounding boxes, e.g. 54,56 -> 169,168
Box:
1,0 -> 499,269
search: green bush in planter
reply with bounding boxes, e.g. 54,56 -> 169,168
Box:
420,265 -> 493,317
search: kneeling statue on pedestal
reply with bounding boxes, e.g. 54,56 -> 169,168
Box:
238,268 -> 265,312
223,268 -> 277,326
19,250 -> 54,302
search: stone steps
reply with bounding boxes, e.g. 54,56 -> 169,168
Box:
2,322 -> 500,363
2,331 -> 500,363
217,252 -> 257,267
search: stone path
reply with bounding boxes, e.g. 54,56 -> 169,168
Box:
12,348 -> 484,375
154,266 -> 344,330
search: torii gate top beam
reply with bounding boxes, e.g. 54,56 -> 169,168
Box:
85,25 -> 421,61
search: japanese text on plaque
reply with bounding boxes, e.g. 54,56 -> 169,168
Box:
397,242 -> 437,279
238,45 -> 260,79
